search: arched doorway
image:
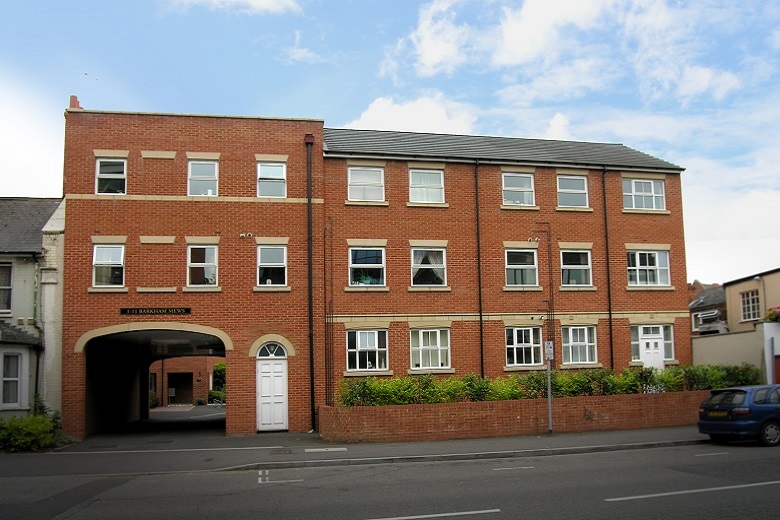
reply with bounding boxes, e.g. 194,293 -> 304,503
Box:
256,343 -> 288,431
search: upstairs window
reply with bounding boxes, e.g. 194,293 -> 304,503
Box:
411,248 -> 446,286
188,161 -> 218,196
740,289 -> 760,322
257,246 -> 287,286
348,167 -> 385,202
92,245 -> 124,287
349,248 -> 385,286
623,178 -> 665,210
409,169 -> 444,203
561,250 -> 592,286
627,251 -> 670,286
96,158 -> 126,194
188,245 -> 218,286
347,330 -> 388,371
257,162 -> 286,198
506,250 -> 538,286
502,172 -> 535,206
0,264 -> 10,313
557,175 -> 588,208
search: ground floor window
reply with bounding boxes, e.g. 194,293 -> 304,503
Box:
410,329 -> 450,369
562,326 -> 597,364
347,330 -> 388,371
506,327 -> 542,366
1,349 -> 27,409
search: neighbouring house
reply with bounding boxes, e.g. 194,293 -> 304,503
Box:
59,95 -> 691,439
688,281 -> 727,335
693,268 -> 780,383
0,197 -> 63,418
148,356 -> 224,406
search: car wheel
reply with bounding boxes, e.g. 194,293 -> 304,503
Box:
759,422 -> 780,447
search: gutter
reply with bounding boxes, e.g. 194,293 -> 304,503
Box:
601,167 -> 615,369
305,133 -> 316,432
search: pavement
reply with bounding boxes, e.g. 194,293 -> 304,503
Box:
18,404 -> 711,477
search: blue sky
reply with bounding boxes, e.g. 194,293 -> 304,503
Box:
2,0 -> 779,284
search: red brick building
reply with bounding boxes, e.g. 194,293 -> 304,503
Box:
60,97 -> 689,438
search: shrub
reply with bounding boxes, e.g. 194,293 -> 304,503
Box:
487,376 -> 524,401
462,374 -> 490,402
0,414 -> 56,453
208,389 -> 226,404
212,361 -> 226,390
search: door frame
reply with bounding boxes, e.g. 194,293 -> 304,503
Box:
256,343 -> 288,431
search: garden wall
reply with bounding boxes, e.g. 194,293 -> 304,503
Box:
318,391 -> 709,443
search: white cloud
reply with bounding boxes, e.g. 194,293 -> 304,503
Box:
409,0 -> 472,77
677,66 -> 741,104
769,28 -> 780,51
491,0 -> 612,66
344,93 -> 477,135
168,0 -> 300,14
284,30 -> 324,64
544,113 -> 572,140
0,76 -> 64,198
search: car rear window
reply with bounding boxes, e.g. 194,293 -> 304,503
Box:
707,390 -> 746,406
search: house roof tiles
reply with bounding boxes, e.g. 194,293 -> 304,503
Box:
0,198 -> 62,255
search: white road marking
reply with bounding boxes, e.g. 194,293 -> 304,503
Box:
493,466 -> 534,471
365,509 -> 501,520
305,447 -> 348,452
695,452 -> 730,457
605,480 -> 780,502
257,470 -> 303,484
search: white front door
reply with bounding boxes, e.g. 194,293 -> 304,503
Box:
639,326 -> 664,371
256,345 -> 288,431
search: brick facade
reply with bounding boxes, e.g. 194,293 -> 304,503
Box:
60,100 -> 690,439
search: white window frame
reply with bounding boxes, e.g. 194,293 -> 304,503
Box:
411,248 -> 447,286
410,329 -> 451,370
506,327 -> 543,366
92,245 -> 125,287
347,330 -> 388,371
0,263 -> 11,313
692,310 -> 719,332
631,325 -> 674,361
409,169 -> 444,203
257,245 -> 287,286
1,348 -> 29,409
502,172 -> 535,206
561,250 -> 592,286
740,289 -> 761,322
627,250 -> 670,286
623,178 -> 666,210
188,160 -> 218,196
187,245 -> 218,286
562,326 -> 597,364
95,158 -> 127,195
505,249 -> 538,286
257,162 -> 286,198
348,166 -> 385,202
349,247 -> 386,286
557,175 -> 588,208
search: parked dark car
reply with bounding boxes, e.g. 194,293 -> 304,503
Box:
698,385 -> 780,446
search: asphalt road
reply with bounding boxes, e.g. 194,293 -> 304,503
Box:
2,442 -> 779,520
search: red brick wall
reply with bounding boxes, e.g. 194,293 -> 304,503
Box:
149,356 -> 223,405
319,391 -> 708,443
61,109 -> 325,438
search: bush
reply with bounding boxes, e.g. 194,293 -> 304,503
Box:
208,389 -> 226,404
334,364 -> 763,407
149,393 -> 159,408
0,414 -> 56,452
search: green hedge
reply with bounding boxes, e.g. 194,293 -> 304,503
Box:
0,411 -> 70,453
336,364 -> 761,407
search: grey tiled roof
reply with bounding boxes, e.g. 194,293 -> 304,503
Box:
0,198 -> 62,255
323,128 -> 683,172
689,286 -> 725,310
0,321 -> 40,346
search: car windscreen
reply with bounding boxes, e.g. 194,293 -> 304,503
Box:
706,390 -> 746,406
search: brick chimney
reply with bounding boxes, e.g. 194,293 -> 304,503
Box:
69,95 -> 83,110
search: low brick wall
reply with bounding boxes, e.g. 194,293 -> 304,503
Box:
318,391 -> 709,443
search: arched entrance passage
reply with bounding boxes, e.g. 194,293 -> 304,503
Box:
76,323 -> 231,435
251,335 -> 294,431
